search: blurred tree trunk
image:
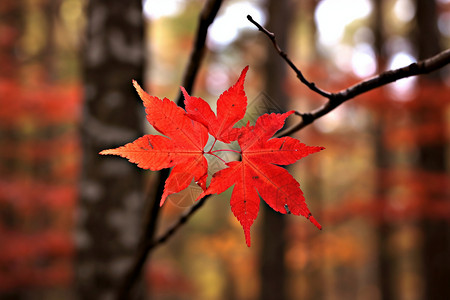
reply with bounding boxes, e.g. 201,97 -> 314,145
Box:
0,0 -> 23,175
0,1 -> 24,299
0,0 -> 23,78
76,1 -> 146,299
413,0 -> 450,298
42,0 -> 59,81
373,112 -> 393,300
300,2 -> 325,299
372,1 -> 394,299
259,0 -> 293,299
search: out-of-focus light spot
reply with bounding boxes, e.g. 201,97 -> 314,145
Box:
206,64 -> 230,96
438,0 -> 450,4
394,0 -> 415,22
61,0 -> 83,22
315,0 -> 372,46
387,52 -> 417,101
207,2 -> 265,50
208,17 -> 239,49
438,13 -> 450,37
334,44 -> 353,72
143,0 -> 184,20
315,106 -> 369,133
351,43 -> 376,78
314,108 -> 345,133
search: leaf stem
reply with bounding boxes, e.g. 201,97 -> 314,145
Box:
205,152 -> 227,164
208,138 -> 218,153
211,149 -> 241,154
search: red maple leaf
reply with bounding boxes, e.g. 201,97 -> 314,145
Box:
183,66 -> 248,143
100,67 -> 324,246
100,81 -> 209,205
197,111 -> 324,246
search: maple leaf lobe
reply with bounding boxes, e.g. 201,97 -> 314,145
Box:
184,66 -> 249,143
101,80 -> 209,206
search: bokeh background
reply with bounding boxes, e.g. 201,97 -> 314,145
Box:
0,0 -> 449,299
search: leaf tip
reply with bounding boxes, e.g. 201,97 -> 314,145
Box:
308,145 -> 326,155
180,86 -> 190,102
132,79 -> 147,101
245,234 -> 251,247
243,225 -> 252,247
236,66 -> 249,87
160,194 -> 168,207
99,149 -> 112,155
307,213 -> 322,230
285,110 -> 296,118
242,65 -> 249,75
132,79 -> 140,90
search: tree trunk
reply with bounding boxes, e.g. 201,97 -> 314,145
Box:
413,0 -> 450,298
42,0 -> 59,81
76,1 -> 146,299
259,1 -> 293,299
372,1 -> 394,299
0,0 -> 23,78
374,120 -> 394,300
0,1 -> 24,299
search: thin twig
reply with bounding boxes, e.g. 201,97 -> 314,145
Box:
147,196 -> 209,250
247,15 -> 450,137
247,15 -> 332,99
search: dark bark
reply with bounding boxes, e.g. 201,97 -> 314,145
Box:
76,1 -> 146,299
374,121 -> 394,300
372,1 -> 393,299
413,0 -> 450,298
42,0 -> 59,81
0,0 -> 24,78
415,0 -> 442,63
259,1 -> 293,300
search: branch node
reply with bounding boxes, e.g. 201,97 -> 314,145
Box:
299,112 -> 314,125
409,62 -> 419,72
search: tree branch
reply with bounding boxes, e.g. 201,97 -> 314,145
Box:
247,15 -> 450,137
117,1 -> 223,299
280,48 -> 450,137
177,0 -> 223,103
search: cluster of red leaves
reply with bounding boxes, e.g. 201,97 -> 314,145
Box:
101,67 -> 324,246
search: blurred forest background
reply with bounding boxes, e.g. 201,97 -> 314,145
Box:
0,0 -> 449,299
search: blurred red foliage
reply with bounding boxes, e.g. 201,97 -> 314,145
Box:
0,78 -> 81,292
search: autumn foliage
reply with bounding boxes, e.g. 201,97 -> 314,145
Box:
101,67 -> 324,246
0,79 -> 81,291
